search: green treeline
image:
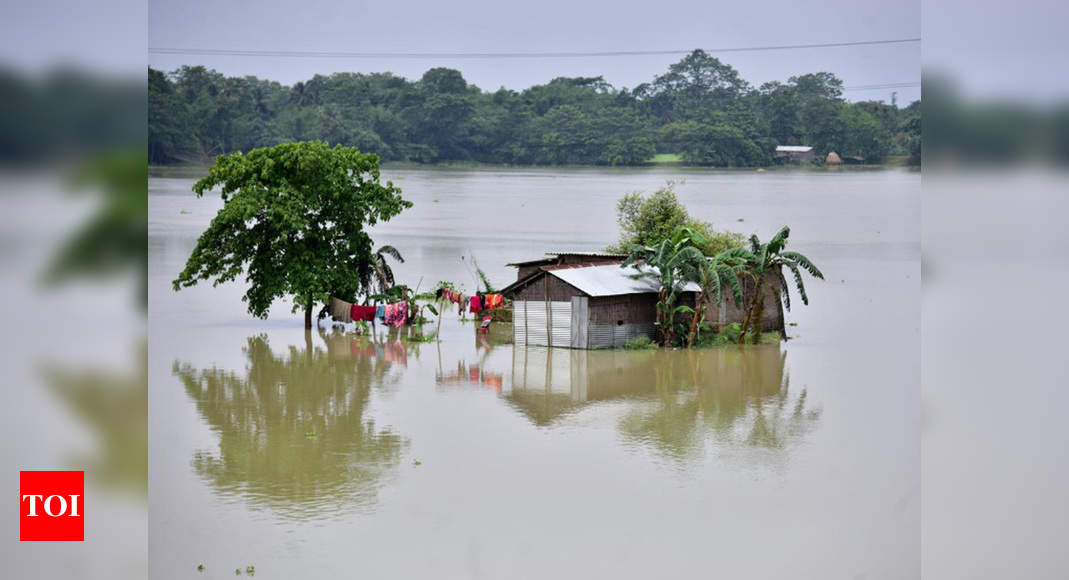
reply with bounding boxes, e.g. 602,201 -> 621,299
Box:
149,50 -> 921,167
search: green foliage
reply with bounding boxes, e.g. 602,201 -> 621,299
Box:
608,182 -> 743,257
475,266 -> 496,293
623,336 -> 656,350
354,244 -> 404,299
148,53 -> 918,168
44,149 -> 148,309
171,141 -> 412,324
736,226 -> 824,343
695,322 -> 742,346
623,226 -> 729,346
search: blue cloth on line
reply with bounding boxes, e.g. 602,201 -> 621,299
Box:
375,304 -> 385,319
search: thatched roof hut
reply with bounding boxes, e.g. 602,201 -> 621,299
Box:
825,151 -> 843,165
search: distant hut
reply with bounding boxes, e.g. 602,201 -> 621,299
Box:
825,151 -> 843,165
501,262 -> 783,349
775,145 -> 815,162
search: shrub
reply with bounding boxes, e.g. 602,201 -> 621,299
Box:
623,335 -> 656,350
607,181 -> 742,256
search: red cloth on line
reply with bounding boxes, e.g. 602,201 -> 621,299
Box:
469,295 -> 482,314
350,304 -> 377,322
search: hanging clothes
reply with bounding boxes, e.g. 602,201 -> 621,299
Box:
485,294 -> 503,310
384,301 -> 408,327
350,304 -> 377,322
329,296 -> 353,323
469,295 -> 482,314
375,304 -> 385,320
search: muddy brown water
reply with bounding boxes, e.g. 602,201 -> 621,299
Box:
149,167 -> 919,579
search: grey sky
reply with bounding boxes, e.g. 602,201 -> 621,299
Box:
149,0 -> 921,103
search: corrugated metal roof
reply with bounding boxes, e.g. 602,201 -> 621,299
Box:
506,257 -> 556,267
548,264 -> 700,297
506,251 -> 627,267
775,145 -> 813,152
543,251 -> 627,258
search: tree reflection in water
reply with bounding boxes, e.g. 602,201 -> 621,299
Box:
619,347 -> 821,462
508,346 -> 820,462
172,330 -> 407,518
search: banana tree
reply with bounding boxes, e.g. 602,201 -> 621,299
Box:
737,227 -> 823,344
686,248 -> 748,347
624,227 -> 711,346
357,244 -> 404,298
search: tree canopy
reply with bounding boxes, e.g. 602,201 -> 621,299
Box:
609,182 -> 744,256
148,51 -> 921,167
171,141 -> 411,327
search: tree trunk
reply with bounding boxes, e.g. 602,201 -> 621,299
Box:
657,288 -> 668,346
687,293 -> 703,348
750,289 -> 764,344
737,275 -> 762,344
304,294 -> 313,329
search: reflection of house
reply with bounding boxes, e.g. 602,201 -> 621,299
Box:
502,259 -> 783,349
508,347 -> 658,425
775,145 -> 814,162
506,345 -> 797,429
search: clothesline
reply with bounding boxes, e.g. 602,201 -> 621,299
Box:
329,288 -> 507,329
328,296 -> 409,327
436,288 -> 505,315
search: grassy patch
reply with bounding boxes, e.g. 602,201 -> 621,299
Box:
648,153 -> 682,164
623,336 -> 657,350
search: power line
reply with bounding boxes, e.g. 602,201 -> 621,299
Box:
149,38 -> 920,59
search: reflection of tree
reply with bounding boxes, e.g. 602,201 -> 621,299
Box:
172,331 -> 406,518
43,341 -> 147,496
619,346 -> 821,462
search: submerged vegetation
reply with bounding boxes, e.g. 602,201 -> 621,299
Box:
614,184 -> 823,348
149,50 -> 919,167
608,181 -> 744,256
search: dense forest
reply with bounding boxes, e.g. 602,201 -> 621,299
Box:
149,50 -> 921,167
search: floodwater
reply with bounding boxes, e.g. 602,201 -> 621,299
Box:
149,166 -> 919,579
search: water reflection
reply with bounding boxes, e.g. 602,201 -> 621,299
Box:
44,341 -> 147,496
171,331 -> 407,518
508,346 -> 821,461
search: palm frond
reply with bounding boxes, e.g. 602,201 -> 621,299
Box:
785,262 -> 809,305
780,251 -> 824,280
375,244 -> 405,263
777,270 -> 792,311
717,263 -> 744,306
767,226 -> 790,255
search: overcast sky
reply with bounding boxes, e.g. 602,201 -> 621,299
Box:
148,0 -> 921,103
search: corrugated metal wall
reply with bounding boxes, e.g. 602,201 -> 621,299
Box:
570,296 -> 589,349
588,322 -> 656,348
512,300 -> 574,347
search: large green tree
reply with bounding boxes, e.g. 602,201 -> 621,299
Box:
172,141 -> 412,328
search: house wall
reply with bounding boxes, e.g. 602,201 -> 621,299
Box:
588,294 -> 658,324
515,263 -> 550,280
587,293 -> 659,348
702,274 -> 784,333
512,274 -> 583,302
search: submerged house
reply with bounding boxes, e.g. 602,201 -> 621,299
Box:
501,257 -> 784,349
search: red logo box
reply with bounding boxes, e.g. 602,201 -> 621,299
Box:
19,471 -> 84,541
